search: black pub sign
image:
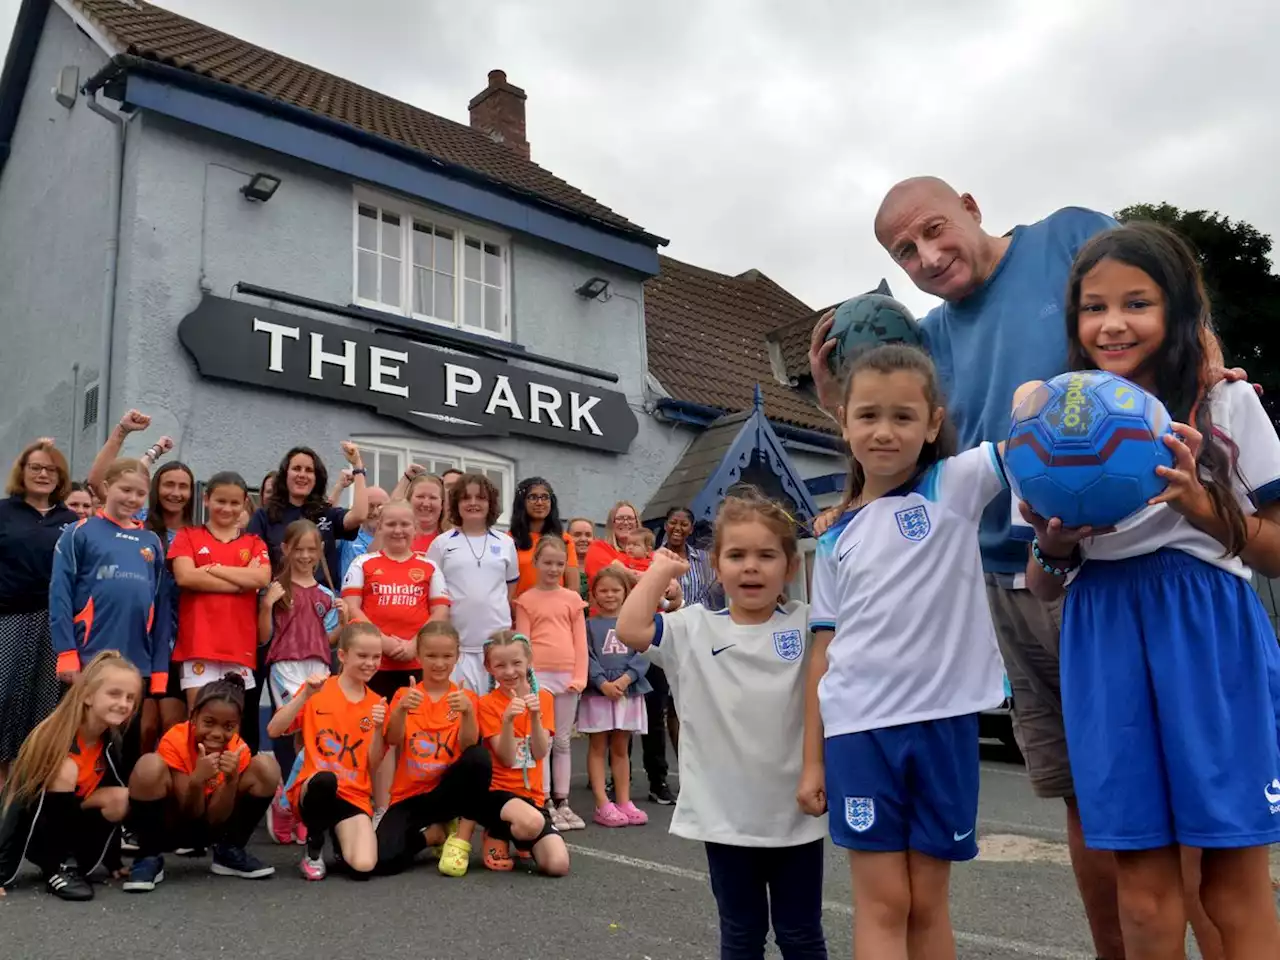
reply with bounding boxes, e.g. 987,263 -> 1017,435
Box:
178,296 -> 639,454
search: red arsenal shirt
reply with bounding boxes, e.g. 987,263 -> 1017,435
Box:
169,526 -> 269,668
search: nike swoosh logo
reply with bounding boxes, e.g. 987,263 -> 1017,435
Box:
839,541 -> 861,562
711,645 -> 736,656
314,710 -> 332,716
954,829 -> 974,842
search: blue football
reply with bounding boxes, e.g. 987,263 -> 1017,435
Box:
1006,371 -> 1174,528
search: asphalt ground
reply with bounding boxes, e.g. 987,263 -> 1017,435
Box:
0,740 -> 1212,959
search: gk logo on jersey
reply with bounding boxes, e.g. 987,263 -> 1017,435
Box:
773,629 -> 803,661
845,797 -> 875,833
894,505 -> 931,542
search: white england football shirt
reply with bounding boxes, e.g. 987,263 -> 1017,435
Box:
644,601 -> 827,848
426,529 -> 519,651
809,443 -> 1007,737
1010,381 -> 1280,578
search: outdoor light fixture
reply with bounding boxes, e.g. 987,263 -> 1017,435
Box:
241,172 -> 281,202
574,276 -> 610,300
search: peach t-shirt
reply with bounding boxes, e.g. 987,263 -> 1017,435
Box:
513,586 -> 588,690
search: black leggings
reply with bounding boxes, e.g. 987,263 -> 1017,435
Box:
25,792 -> 119,876
130,790 -> 271,858
375,745 -> 491,874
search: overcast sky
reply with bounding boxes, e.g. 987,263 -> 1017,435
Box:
1,0 -> 1276,319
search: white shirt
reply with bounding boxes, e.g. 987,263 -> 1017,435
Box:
426,529 -> 518,651
1011,381 -> 1280,579
644,601 -> 827,848
809,443 -> 1007,737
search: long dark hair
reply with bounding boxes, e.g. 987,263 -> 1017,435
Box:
266,446 -> 329,524
836,344 -> 956,509
509,476 -> 564,551
145,461 -> 195,541
1066,221 -> 1247,554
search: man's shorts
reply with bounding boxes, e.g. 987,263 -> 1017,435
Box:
984,578 -> 1072,799
180,660 -> 255,691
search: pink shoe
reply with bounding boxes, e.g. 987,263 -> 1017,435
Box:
268,786 -> 294,844
617,801 -> 649,825
593,802 -> 630,828
299,854 -> 326,881
294,821 -> 308,846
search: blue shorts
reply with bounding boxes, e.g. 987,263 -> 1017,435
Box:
1063,549 -> 1280,850
824,714 -> 979,860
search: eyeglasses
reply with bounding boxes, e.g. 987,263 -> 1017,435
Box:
25,463 -> 58,476
525,493 -> 551,503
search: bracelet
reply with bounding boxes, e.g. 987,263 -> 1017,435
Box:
351,467 -> 367,476
1031,539 -> 1079,577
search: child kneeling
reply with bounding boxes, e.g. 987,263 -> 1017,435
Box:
376,622 -> 493,877
0,652 -> 141,901
125,673 -> 280,892
456,631 -> 569,877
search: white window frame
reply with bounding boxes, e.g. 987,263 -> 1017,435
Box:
788,537 -> 818,604
351,436 -> 516,527
352,187 -> 511,340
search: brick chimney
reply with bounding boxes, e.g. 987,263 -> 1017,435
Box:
468,69 -> 529,159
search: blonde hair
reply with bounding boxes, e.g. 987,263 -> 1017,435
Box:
3,652 -> 141,809
711,488 -> 799,565
604,500 -> 640,550
102,457 -> 149,490
6,439 -> 71,502
405,474 -> 446,531
336,620 -> 381,651
483,630 -> 540,694
532,534 -> 568,563
629,528 -> 655,551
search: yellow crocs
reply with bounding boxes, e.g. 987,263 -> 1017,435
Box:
437,835 -> 472,878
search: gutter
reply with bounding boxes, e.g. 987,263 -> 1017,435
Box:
82,84 -> 133,448
82,55 -> 669,252
654,397 -> 846,452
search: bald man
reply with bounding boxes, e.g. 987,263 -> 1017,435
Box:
810,180 -> 1136,957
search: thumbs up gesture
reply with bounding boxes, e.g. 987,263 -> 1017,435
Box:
371,697 -> 388,727
217,745 -> 245,776
193,743 -> 221,783
446,689 -> 471,718
400,677 -> 425,712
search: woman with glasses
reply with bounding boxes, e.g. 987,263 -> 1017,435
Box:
0,440 -> 78,785
509,477 -> 580,597
584,501 -> 642,593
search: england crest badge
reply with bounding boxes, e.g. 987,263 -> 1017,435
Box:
894,504 -> 931,542
773,629 -> 803,661
844,797 -> 875,833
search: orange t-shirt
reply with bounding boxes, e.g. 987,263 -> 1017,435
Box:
385,683 -> 480,805
477,687 -> 555,806
69,733 -> 106,799
342,551 -> 451,671
287,676 -> 381,815
514,532 -> 579,596
157,722 -> 251,796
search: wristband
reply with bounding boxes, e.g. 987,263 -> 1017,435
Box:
1031,539 -> 1079,577
351,467 -> 367,476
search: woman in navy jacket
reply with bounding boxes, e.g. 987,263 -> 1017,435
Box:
0,440 -> 78,783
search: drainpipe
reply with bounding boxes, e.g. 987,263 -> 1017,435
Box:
82,86 -> 131,448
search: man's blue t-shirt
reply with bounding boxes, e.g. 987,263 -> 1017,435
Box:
920,206 -> 1117,574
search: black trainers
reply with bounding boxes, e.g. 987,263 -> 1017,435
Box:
46,863 -> 93,901
122,855 -> 165,893
210,844 -> 274,879
648,783 -> 677,805
120,829 -> 139,854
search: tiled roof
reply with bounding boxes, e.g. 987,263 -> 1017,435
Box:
644,256 -> 836,434
72,0 -> 649,236
766,279 -> 891,383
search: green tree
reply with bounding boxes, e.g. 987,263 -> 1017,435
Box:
1116,203 -> 1280,420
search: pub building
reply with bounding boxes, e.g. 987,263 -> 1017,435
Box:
0,0 -> 857,548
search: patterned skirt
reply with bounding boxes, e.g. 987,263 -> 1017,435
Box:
0,609 -> 60,762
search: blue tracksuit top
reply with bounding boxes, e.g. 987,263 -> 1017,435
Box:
49,513 -> 170,690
